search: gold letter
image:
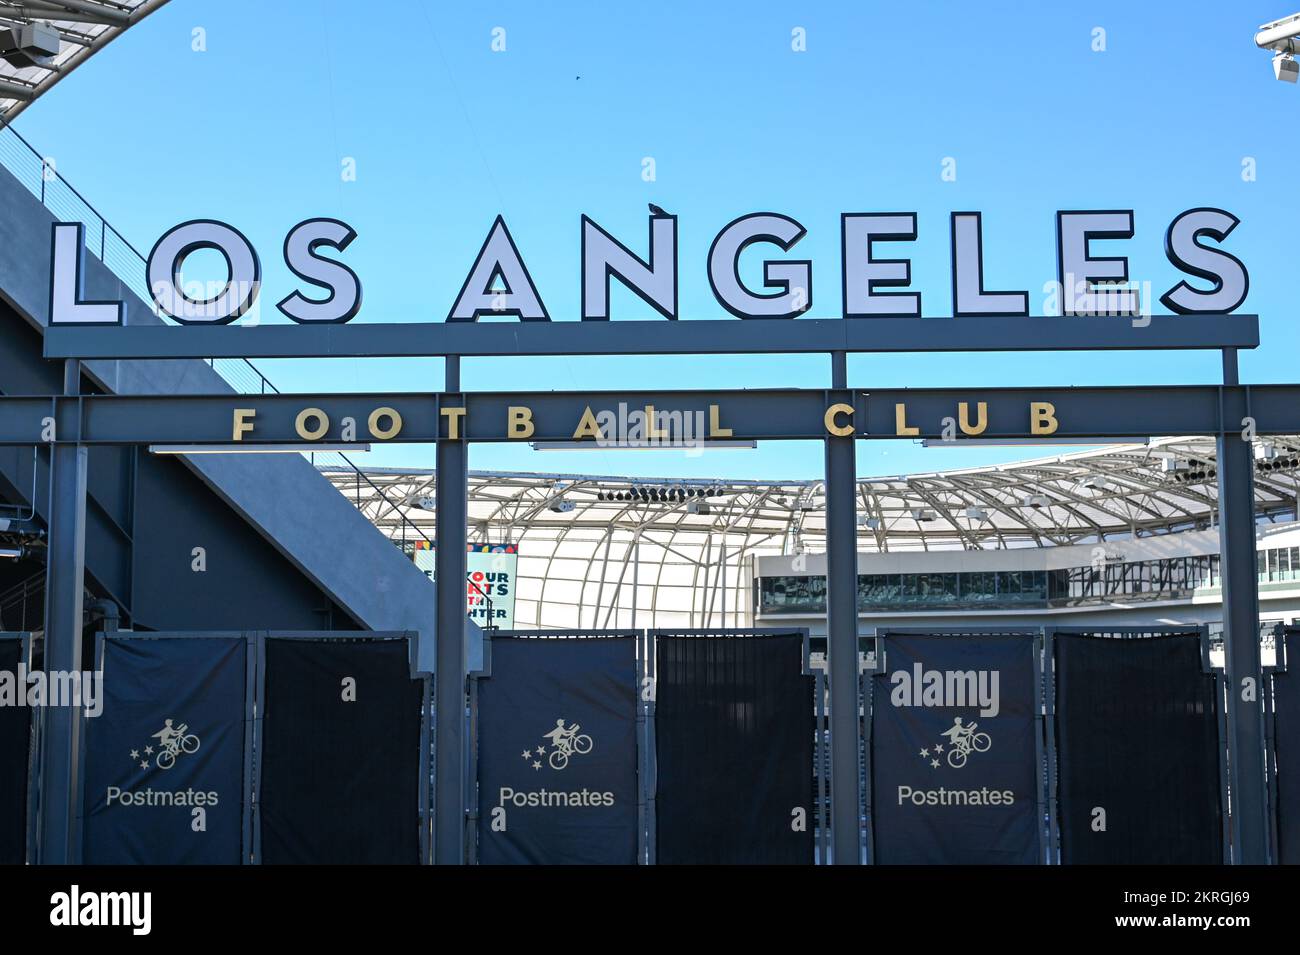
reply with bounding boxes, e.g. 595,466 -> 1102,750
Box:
508,405 -> 534,439
295,408 -> 329,441
894,403 -> 919,436
232,408 -> 255,442
824,403 -> 854,437
572,406 -> 601,440
958,401 -> 988,436
708,404 -> 733,438
367,407 -> 402,440
1030,401 -> 1058,436
644,405 -> 668,440
441,407 -> 466,440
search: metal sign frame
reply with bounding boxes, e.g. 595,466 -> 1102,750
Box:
24,297 -> 1275,867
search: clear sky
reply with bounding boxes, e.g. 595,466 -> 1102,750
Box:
11,0 -> 1298,479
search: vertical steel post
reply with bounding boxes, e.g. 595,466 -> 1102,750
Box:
824,351 -> 861,863
434,357 -> 468,864
1217,349 -> 1269,863
38,359 -> 88,864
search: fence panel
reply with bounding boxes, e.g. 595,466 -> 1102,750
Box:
473,631 -> 640,864
1049,628 -> 1223,864
256,632 -> 427,864
868,629 -> 1043,864
652,629 -> 814,864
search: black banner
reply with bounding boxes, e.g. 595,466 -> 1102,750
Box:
0,637 -> 29,864
1274,628 -> 1300,864
1054,632 -> 1222,864
476,637 -> 638,864
259,637 -> 424,864
655,632 -> 813,864
83,636 -> 248,864
870,633 -> 1040,864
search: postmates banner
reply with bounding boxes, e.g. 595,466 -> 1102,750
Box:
0,637 -> 29,864
870,633 -> 1040,864
654,632 -> 814,864
476,637 -> 638,864
83,636 -> 247,864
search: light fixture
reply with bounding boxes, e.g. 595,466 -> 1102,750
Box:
0,21 -> 60,69
687,500 -> 711,515
1258,14 -> 1300,81
548,500 -> 576,514
529,441 -> 756,451
910,508 -> 937,522
857,515 -> 881,529
964,506 -> 989,522
0,546 -> 24,559
1021,494 -> 1050,509
149,443 -> 372,455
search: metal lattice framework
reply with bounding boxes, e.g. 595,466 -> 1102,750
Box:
0,0 -> 171,119
321,435 -> 1300,630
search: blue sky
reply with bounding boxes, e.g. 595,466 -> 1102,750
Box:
12,0 -> 1298,479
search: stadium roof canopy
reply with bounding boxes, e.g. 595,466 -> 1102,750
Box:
322,436 -> 1300,557
0,0 -> 170,120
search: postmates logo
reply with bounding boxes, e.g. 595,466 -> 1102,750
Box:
890,664 -> 1000,772
520,718 -> 593,772
128,718 -> 201,772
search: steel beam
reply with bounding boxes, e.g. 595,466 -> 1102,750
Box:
36,359 -> 87,864
1217,353 -> 1269,863
42,314 -> 1261,361
825,353 -> 861,863
10,385 -> 1300,446
433,382 -> 468,864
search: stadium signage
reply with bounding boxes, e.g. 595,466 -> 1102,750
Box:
47,208 -> 1249,327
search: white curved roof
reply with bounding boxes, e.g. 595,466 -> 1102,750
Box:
322,436 -> 1300,555
0,0 -> 171,119
319,437 -> 1300,630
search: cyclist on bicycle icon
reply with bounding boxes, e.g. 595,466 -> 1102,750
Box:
941,717 -> 991,769
151,718 -> 200,770
543,718 -> 593,771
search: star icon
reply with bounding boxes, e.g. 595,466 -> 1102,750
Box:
934,743 -> 944,753
140,760 -> 149,770
919,748 -> 929,758
930,759 -> 940,769
535,745 -> 546,756
129,749 -> 139,760
532,760 -> 542,770
144,745 -> 153,755
521,750 -> 532,760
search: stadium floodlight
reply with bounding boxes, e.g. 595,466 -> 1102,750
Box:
1021,494 -> 1050,509
547,499 -> 576,514
149,443 -> 371,454
1256,14 -> 1300,81
0,21 -> 60,69
909,508 -> 937,522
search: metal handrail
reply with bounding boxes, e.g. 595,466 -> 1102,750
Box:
0,121 -> 431,554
